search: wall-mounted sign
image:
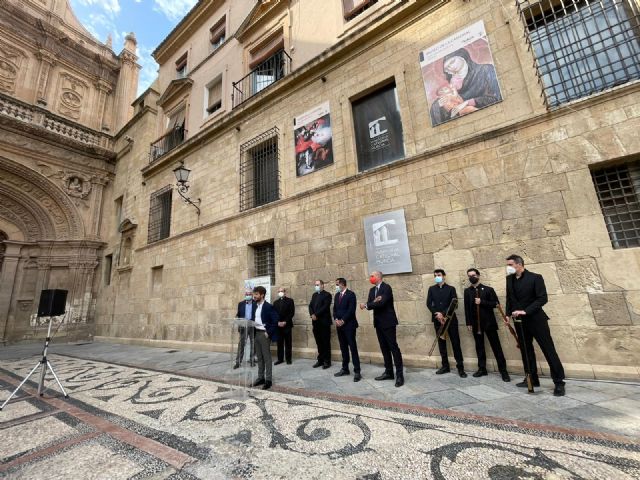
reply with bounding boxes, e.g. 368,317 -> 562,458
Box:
419,20 -> 503,127
294,101 -> 334,177
363,209 -> 413,275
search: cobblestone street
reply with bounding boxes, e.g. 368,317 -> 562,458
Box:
1,342 -> 639,479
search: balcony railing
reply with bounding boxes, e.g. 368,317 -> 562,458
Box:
232,50 -> 292,108
149,126 -> 187,162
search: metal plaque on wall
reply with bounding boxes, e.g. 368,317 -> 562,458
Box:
363,209 -> 413,275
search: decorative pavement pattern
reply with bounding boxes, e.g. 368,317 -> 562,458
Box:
1,354 -> 639,479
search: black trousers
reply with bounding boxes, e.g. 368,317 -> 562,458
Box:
337,324 -> 360,373
434,322 -> 464,369
515,318 -> 565,385
236,326 -> 255,365
312,321 -> 332,365
277,327 -> 292,362
376,326 -> 403,377
474,329 -> 507,373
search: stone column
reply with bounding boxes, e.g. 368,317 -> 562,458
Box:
34,50 -> 57,107
94,79 -> 113,132
113,33 -> 140,132
0,241 -> 23,343
88,176 -> 110,238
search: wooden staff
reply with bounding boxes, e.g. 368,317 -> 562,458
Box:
475,288 -> 481,335
496,303 -> 520,349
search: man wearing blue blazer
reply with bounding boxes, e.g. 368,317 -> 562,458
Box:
251,286 -> 279,390
333,277 -> 361,382
234,289 -> 255,369
360,271 -> 404,387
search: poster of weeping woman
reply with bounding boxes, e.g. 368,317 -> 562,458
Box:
419,20 -> 503,127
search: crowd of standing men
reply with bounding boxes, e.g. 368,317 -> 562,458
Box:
234,254 -> 566,397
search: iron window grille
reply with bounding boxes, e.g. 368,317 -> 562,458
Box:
150,125 -> 186,162
253,241 -> 275,285
239,127 -> 280,211
148,186 -> 172,244
232,50 -> 291,108
517,0 -> 640,107
591,161 -> 640,249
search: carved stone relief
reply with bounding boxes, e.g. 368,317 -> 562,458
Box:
0,39 -> 26,94
63,173 -> 92,199
57,73 -> 88,120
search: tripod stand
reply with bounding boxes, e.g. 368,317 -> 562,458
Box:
0,316 -> 68,411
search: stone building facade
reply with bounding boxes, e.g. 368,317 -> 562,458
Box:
0,0 -> 139,343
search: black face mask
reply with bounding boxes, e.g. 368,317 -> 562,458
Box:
469,277 -> 479,285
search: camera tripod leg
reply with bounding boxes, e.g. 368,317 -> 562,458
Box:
0,362 -> 41,411
46,360 -> 69,398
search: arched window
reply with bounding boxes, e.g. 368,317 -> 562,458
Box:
0,231 -> 7,274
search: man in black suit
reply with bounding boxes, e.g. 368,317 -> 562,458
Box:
359,271 -> 404,387
333,277 -> 361,382
308,279 -> 332,369
273,286 -> 295,365
251,286 -> 279,390
427,269 -> 466,377
464,268 -> 510,382
234,289 -> 255,369
505,254 -> 566,396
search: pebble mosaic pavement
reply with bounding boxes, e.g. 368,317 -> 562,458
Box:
1,354 -> 639,479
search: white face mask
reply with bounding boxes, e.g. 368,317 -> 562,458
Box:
314,285 -> 321,293
278,292 -> 284,298
506,266 -> 517,275
335,286 -> 341,293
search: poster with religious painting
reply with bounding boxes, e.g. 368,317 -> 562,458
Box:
293,101 -> 334,177
419,20 -> 503,127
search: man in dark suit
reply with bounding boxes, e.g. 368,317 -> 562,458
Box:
333,277 -> 361,382
464,268 -> 510,382
308,279 -> 332,369
273,286 -> 295,365
505,254 -> 566,396
359,271 -> 404,387
427,269 -> 466,377
251,286 -> 279,390
234,289 -> 255,369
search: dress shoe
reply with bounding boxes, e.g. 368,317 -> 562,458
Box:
516,378 -> 540,388
334,369 -> 349,377
458,369 -> 468,378
501,371 -> 511,382
312,361 -> 322,368
253,378 -> 265,387
233,363 -> 240,370
375,372 -> 394,381
262,381 -> 272,390
553,383 -> 565,397
286,361 -> 292,365
435,366 -> 450,375
274,360 -> 284,365
322,364 -> 331,370
353,373 -> 362,382
395,376 -> 404,387
472,369 -> 488,378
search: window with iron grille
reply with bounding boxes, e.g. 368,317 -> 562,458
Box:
148,186 -> 172,243
591,160 -> 640,249
517,0 -> 640,107
240,128 -> 280,211
253,241 -> 275,285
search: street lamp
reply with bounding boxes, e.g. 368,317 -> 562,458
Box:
173,162 -> 201,215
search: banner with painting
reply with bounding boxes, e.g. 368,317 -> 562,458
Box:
419,20 -> 503,127
294,102 -> 334,177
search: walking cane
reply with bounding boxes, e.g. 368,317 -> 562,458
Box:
475,288 -> 481,335
513,314 -> 534,393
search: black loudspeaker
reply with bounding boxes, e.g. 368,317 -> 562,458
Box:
37,289 -> 68,317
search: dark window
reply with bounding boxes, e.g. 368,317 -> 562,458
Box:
592,161 -> 640,249
114,196 -> 123,231
342,0 -> 378,20
148,187 -> 172,243
518,0 -> 640,107
0,230 -> 7,274
104,254 -> 112,286
253,242 -> 275,285
240,128 -> 280,211
176,53 -> 188,78
210,17 -> 226,51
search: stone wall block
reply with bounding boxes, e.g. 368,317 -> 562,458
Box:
588,292 -> 632,326
556,259 -> 603,294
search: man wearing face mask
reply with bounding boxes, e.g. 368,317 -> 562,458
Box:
464,268 -> 510,382
505,255 -> 566,396
273,287 -> 295,365
426,269 -> 466,377
333,278 -> 361,382
308,279 -> 333,369
359,271 -> 404,387
234,289 -> 256,369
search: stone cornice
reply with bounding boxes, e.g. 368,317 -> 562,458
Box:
157,78 -> 193,108
235,0 -> 287,42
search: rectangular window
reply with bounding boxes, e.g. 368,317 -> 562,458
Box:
352,82 -> 405,172
206,78 -> 223,115
114,196 -> 123,230
591,160 -> 640,249
176,53 -> 188,78
151,266 -> 163,297
104,254 -> 112,286
148,186 -> 172,243
253,241 -> 275,285
210,16 -> 226,51
342,0 -> 378,20
240,128 -> 280,211
249,33 -> 286,94
518,0 -> 640,107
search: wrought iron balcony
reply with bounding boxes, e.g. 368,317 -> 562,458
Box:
149,126 -> 187,162
232,50 -> 292,108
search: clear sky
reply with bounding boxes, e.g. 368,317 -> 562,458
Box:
69,0 -> 198,96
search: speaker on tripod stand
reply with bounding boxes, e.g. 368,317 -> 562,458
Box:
1,289 -> 70,411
